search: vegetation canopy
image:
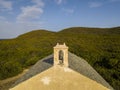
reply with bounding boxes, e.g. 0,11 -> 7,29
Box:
0,27 -> 120,90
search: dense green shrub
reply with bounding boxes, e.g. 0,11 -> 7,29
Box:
0,61 -> 22,80
25,56 -> 39,66
109,58 -> 119,67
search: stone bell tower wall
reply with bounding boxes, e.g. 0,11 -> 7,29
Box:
54,43 -> 68,67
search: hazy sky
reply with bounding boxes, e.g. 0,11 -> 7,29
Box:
0,0 -> 120,38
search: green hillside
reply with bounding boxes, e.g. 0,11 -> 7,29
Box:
0,27 -> 120,90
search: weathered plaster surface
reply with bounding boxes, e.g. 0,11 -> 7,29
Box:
10,66 -> 109,90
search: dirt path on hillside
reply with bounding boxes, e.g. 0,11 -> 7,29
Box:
0,69 -> 29,90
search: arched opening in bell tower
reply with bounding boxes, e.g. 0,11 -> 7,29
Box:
58,50 -> 64,65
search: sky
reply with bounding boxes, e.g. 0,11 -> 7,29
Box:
0,0 -> 120,38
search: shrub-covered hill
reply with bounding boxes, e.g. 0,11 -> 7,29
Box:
0,27 -> 120,90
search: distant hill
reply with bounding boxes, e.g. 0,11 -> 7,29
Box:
0,27 -> 120,90
60,27 -> 120,34
0,39 -> 10,41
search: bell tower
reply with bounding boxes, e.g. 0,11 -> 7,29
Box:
54,43 -> 68,67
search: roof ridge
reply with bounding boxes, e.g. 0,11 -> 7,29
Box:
11,52 -> 114,90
